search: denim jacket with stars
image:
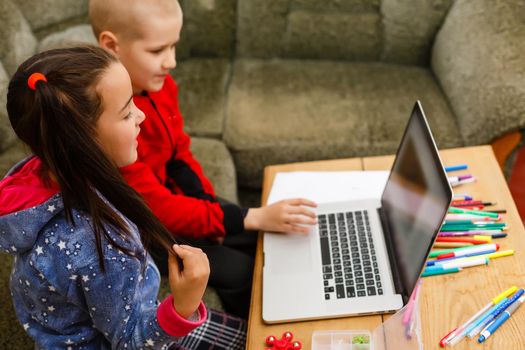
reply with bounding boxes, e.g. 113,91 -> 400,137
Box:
0,157 -> 206,349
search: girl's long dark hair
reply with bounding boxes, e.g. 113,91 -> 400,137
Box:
6,46 -> 175,270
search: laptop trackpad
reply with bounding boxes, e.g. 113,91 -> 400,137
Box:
265,233 -> 313,274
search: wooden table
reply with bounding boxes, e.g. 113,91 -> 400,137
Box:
247,146 -> 525,349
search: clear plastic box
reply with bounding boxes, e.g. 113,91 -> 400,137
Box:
312,330 -> 373,350
311,280 -> 424,350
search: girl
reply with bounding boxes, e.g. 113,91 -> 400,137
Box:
0,46 -> 245,349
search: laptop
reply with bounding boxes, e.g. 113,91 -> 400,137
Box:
262,101 -> 452,323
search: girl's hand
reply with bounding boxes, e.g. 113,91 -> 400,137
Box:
168,244 -> 210,319
244,198 -> 318,234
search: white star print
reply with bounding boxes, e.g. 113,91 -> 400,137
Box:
57,241 -> 66,250
75,243 -> 81,249
65,339 -> 74,345
66,264 -> 72,270
145,339 -> 155,347
69,275 -> 78,281
48,285 -> 56,292
11,246 -> 17,252
47,205 -> 56,213
35,246 -> 43,255
82,275 -> 90,282
23,323 -> 29,330
125,305 -> 131,311
48,306 -> 55,312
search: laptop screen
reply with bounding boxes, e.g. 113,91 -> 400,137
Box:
380,101 -> 452,301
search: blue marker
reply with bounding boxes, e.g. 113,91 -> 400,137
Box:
478,294 -> 525,343
463,298 -> 508,337
426,248 -> 497,267
445,164 -> 468,172
467,289 -> 525,338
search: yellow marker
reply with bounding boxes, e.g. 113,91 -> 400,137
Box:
494,286 -> 518,304
473,235 -> 492,243
462,249 -> 514,261
436,250 -> 515,267
433,242 -> 473,248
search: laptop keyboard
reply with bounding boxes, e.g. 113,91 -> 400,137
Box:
319,210 -> 383,300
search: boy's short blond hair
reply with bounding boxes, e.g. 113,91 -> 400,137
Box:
89,0 -> 181,41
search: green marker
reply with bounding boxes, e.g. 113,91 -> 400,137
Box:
421,267 -> 460,277
428,244 -> 496,258
440,224 -> 506,232
448,207 -> 499,218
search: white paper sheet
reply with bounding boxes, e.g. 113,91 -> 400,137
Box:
266,171 -> 390,205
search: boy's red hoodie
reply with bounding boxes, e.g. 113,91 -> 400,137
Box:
121,75 -> 245,239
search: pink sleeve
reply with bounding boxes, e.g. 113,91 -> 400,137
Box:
157,295 -> 207,337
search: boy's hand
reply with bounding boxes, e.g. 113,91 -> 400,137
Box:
168,244 -> 210,319
244,198 -> 317,234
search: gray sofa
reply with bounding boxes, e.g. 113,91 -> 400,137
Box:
1,0 -> 525,348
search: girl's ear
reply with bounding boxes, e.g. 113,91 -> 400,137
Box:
98,31 -> 120,56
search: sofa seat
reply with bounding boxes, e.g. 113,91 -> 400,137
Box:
225,59 -> 463,187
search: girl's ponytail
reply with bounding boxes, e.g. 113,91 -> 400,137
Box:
7,46 -> 177,271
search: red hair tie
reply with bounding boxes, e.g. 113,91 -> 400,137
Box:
28,72 -> 47,90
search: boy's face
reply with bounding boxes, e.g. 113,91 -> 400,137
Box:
116,10 -> 182,94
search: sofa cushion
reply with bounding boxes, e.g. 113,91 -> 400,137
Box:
173,59 -> 231,138
190,137 -> 238,204
225,59 -> 462,188
237,0 -> 382,60
0,141 -> 31,179
179,0 -> 236,58
432,0 -> 525,145
0,62 -> 16,153
16,0 -> 88,32
381,0 -> 452,65
37,24 -> 96,52
0,0 -> 37,76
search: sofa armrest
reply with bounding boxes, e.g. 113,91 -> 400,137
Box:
431,0 -> 525,146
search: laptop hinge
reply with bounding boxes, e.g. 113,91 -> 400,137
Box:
377,207 -> 408,305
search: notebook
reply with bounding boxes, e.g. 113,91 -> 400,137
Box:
262,101 -> 452,323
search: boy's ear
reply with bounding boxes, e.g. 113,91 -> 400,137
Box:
98,31 -> 120,56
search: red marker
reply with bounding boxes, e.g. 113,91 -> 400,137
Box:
436,237 -> 488,245
437,243 -> 500,260
439,327 -> 458,347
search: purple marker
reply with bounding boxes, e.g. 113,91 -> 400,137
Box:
458,174 -> 473,180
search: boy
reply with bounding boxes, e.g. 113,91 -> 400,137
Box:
88,0 -> 317,318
